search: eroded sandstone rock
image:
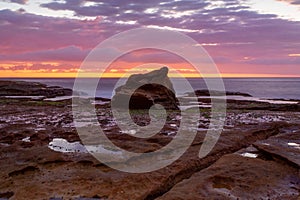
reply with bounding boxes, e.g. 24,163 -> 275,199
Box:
158,153 -> 300,200
254,131 -> 300,167
111,67 -> 179,110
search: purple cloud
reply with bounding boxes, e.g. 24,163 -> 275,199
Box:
0,46 -> 90,62
278,0 -> 300,5
1,0 -> 300,76
0,9 -> 106,54
8,0 -> 28,5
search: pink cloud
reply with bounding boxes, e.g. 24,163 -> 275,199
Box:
1,0 -> 300,76
0,10 -> 105,54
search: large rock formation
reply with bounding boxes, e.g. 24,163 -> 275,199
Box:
0,80 -> 72,98
111,67 -> 179,110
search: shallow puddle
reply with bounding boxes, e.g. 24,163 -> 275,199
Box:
48,138 -> 122,155
240,152 -> 258,158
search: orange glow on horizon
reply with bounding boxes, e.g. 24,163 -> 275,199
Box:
1,70 -> 300,78
1,61 -> 300,78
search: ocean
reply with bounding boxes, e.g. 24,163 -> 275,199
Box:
2,78 -> 300,100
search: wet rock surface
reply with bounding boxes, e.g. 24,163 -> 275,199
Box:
158,153 -> 300,200
254,131 -> 300,167
1,79 -> 300,199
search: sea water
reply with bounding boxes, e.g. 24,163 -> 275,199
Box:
2,78 -> 300,100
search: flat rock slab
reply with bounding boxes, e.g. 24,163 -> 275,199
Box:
0,123 -> 290,199
158,154 -> 300,200
254,131 -> 300,167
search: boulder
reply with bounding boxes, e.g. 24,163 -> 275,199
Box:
111,67 -> 179,110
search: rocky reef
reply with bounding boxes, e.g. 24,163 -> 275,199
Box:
0,80 -> 72,98
188,89 -> 252,97
0,73 -> 300,199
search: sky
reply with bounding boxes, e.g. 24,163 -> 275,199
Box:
0,0 -> 300,77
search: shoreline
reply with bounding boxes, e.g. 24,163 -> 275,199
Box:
0,79 -> 299,103
1,78 -> 300,100
1,79 -> 300,199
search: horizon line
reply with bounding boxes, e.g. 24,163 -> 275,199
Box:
1,76 -> 300,79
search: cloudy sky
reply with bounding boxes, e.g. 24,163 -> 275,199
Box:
0,0 -> 300,77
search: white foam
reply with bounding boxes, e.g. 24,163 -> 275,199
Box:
179,104 -> 212,111
44,96 -> 72,101
194,96 -> 298,105
4,96 -> 45,100
91,100 -> 109,105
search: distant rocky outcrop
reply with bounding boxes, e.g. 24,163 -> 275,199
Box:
0,80 -> 72,98
111,67 -> 179,110
187,90 -> 252,97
